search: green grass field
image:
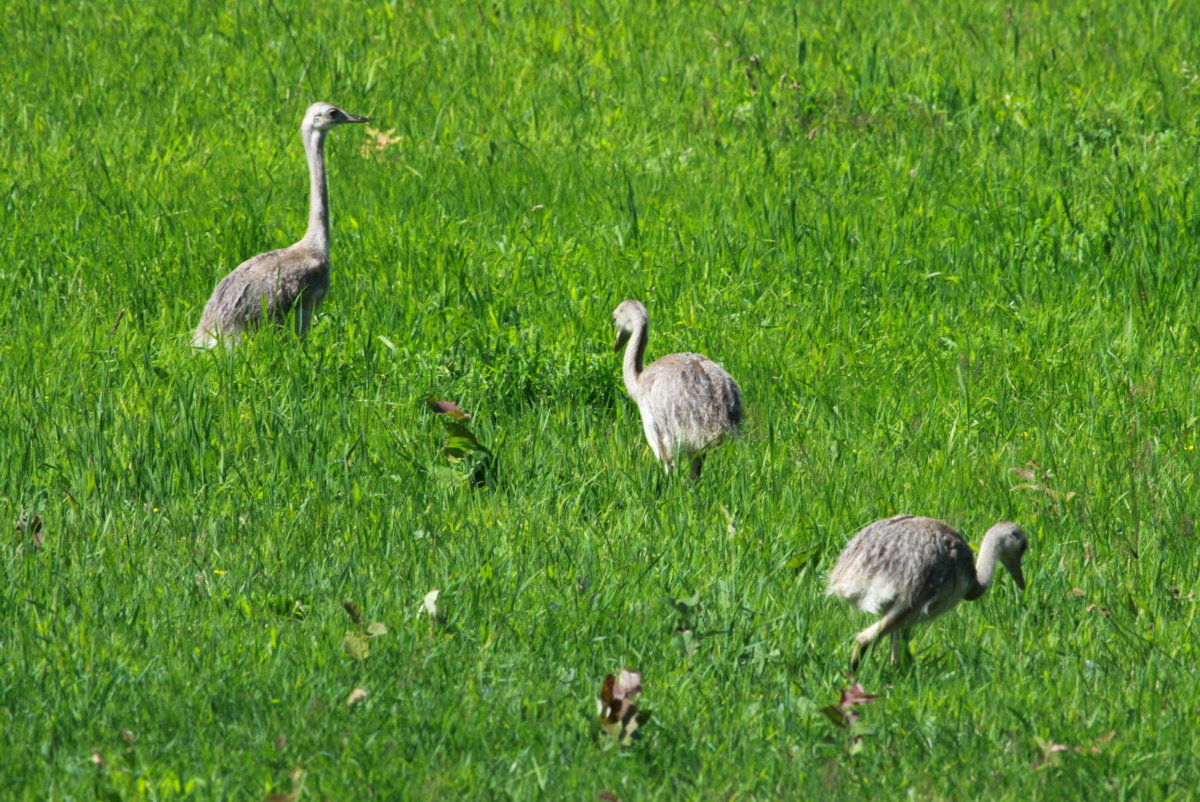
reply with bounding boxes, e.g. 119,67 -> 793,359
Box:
4,0 -> 1200,798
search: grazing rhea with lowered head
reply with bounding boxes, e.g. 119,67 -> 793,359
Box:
192,102 -> 369,348
612,299 -> 742,479
827,516 -> 1028,671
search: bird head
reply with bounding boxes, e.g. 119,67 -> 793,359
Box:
303,102 -> 370,132
612,299 -> 647,352
986,521 -> 1028,590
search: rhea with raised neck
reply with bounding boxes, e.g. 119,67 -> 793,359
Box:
192,101 -> 369,348
611,299 -> 742,479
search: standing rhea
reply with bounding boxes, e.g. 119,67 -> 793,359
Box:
827,516 -> 1028,671
612,299 -> 742,478
192,102 -> 369,348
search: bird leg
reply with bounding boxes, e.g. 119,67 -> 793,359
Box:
295,300 -> 313,338
850,605 -> 914,672
890,629 -> 913,666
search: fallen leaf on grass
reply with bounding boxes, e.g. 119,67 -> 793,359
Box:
1032,732 -> 1115,768
341,600 -> 387,658
342,634 -> 369,661
360,126 -> 402,158
819,683 -> 878,754
667,593 -> 701,630
15,510 -> 43,552
346,688 -> 367,706
839,684 -> 879,708
597,669 -> 652,744
442,420 -> 489,458
425,399 -> 494,487
342,600 -> 364,627
667,593 -> 701,658
1008,462 -> 1077,503
425,398 -> 471,419
820,683 -> 878,727
421,589 -> 440,619
263,765 -> 306,802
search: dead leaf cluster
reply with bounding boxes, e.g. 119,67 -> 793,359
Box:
1032,732 -> 1115,769
1009,461 -> 1077,503
597,669 -> 651,744
426,398 -> 493,488
341,599 -> 388,661
15,510 -> 43,552
360,126 -> 402,158
819,683 -> 878,754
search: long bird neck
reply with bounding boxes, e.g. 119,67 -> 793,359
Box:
299,126 -> 330,255
966,535 -> 1002,600
622,318 -> 649,399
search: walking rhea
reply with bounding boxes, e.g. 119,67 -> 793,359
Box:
827,515 -> 1028,671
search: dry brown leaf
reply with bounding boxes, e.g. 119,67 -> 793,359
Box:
15,510 -> 43,552
1008,463 -> 1076,503
839,683 -> 879,708
601,670 -> 642,704
425,398 -> 471,419
347,687 -> 367,706
342,600 -> 364,627
1033,732 -> 1115,768
360,126 -> 402,158
597,669 -> 651,744
821,682 -> 879,734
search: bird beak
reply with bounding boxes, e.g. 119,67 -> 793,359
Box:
613,328 -> 630,353
1011,564 -> 1026,591
345,113 -> 370,124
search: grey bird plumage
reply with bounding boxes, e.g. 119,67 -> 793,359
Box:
612,299 -> 742,478
827,515 -> 1028,671
192,102 -> 369,348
